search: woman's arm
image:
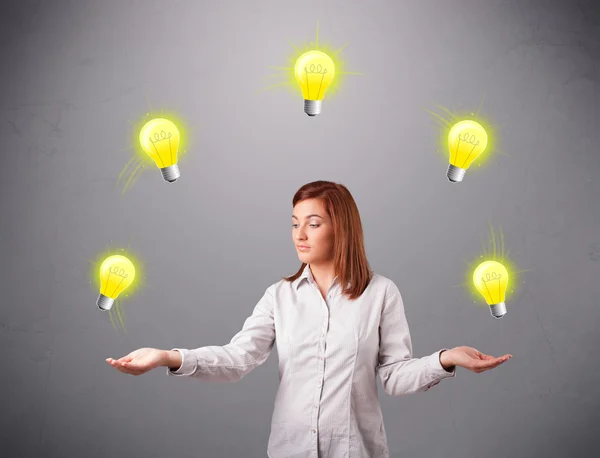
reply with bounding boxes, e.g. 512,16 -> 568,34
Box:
376,281 -> 456,396
165,287 -> 276,382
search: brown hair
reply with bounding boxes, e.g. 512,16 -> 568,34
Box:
283,180 -> 373,300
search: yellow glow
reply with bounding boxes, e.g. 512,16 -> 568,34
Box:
261,21 -> 361,100
448,120 -> 488,169
472,260 -> 508,305
139,118 -> 180,168
118,109 -> 191,194
294,50 -> 335,101
455,222 -> 531,309
89,246 -> 144,298
425,105 -> 504,173
99,255 -> 136,299
89,246 -> 145,331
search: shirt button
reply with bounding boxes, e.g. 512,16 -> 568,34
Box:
312,429 -> 316,434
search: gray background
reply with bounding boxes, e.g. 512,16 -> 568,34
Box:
1,0 -> 599,457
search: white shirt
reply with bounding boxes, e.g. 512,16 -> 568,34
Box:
167,264 -> 456,457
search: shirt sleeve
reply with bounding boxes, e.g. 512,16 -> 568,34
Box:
376,280 -> 456,396
165,286 -> 276,383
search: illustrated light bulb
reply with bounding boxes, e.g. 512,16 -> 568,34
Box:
473,260 -> 509,319
97,255 -> 136,311
139,118 -> 181,182
447,120 -> 488,183
294,50 -> 335,116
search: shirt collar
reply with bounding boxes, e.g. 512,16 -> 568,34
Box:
293,264 -> 313,290
294,264 -> 340,290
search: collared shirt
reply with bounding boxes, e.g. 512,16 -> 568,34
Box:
167,264 -> 456,457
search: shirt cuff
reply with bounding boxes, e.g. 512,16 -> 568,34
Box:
426,349 -> 457,379
165,348 -> 197,376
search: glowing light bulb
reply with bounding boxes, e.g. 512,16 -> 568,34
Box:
294,50 -> 335,116
139,118 -> 181,182
97,255 -> 136,311
473,260 -> 509,319
447,120 -> 488,183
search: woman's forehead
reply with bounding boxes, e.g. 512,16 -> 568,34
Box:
293,199 -> 327,217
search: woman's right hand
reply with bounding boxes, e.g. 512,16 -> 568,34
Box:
106,347 -> 166,376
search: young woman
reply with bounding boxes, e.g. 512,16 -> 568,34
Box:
107,180 -> 512,457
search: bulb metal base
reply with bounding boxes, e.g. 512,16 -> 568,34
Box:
97,294 -> 115,311
160,164 -> 180,182
446,164 -> 466,183
304,100 -> 322,116
489,302 -> 507,319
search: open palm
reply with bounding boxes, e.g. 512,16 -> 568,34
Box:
106,347 -> 165,376
450,346 -> 512,373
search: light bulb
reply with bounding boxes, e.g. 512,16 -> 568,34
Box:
294,50 -> 335,116
97,255 -> 136,311
447,120 -> 488,183
139,118 -> 181,182
473,260 -> 508,319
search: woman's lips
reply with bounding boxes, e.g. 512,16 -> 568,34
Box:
297,246 -> 310,251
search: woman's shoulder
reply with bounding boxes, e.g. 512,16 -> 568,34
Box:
370,272 -> 395,286
368,272 -> 401,294
265,277 -> 294,294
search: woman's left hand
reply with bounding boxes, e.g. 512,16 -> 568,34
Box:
443,346 -> 512,373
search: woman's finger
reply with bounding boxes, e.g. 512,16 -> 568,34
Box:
115,356 -> 134,364
474,361 -> 496,370
482,354 -> 511,363
478,354 -> 496,361
110,360 -> 145,376
477,357 -> 510,371
107,357 -> 147,374
118,366 -> 145,376
118,362 -> 145,374
474,359 -> 503,370
123,359 -> 145,369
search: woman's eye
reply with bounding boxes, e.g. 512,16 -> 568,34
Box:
310,224 -> 319,228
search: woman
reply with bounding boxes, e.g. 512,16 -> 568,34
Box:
107,180 -> 512,457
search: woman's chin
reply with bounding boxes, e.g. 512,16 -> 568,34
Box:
297,254 -> 311,263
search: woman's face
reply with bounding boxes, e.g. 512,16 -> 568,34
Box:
292,198 -> 335,265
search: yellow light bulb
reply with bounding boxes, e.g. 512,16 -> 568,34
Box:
447,120 -> 488,182
294,50 -> 335,116
97,255 -> 136,311
473,260 -> 509,319
139,118 -> 181,182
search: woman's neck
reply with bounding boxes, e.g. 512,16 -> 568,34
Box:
308,262 -> 336,292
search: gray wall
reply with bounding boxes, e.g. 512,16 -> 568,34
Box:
1,0 -> 599,457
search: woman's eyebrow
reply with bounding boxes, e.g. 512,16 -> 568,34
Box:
292,214 -> 324,220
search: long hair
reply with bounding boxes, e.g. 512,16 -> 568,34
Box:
283,180 -> 373,300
